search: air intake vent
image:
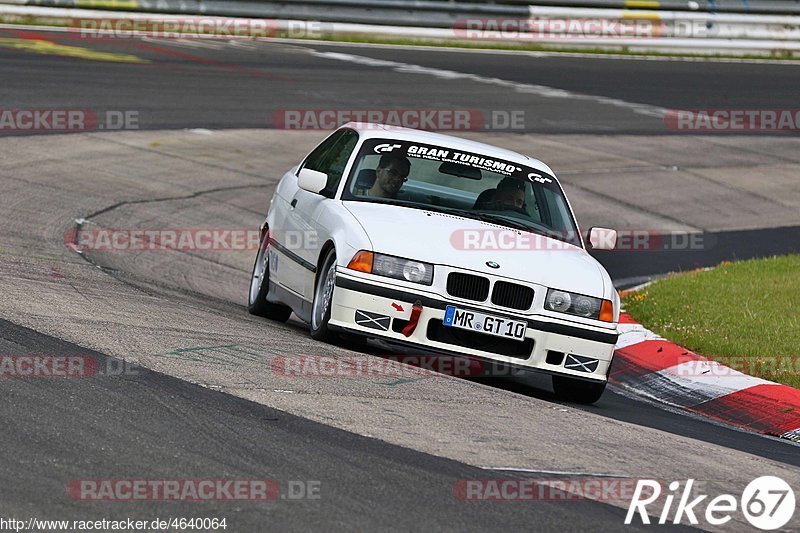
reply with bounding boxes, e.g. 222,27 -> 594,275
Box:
446,272 -> 490,302
426,320 -> 533,359
491,281 -> 534,310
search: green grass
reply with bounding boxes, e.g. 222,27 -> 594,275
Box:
622,255 -> 800,388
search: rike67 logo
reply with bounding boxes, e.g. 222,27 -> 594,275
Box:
626,476 -> 795,530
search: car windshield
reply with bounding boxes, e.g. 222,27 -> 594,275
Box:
342,138 -> 581,245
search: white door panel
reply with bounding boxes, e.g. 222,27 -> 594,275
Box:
268,172 -> 304,296
286,189 -> 325,301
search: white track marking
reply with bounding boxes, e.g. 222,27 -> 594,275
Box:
658,360 -> 774,398
309,50 -> 669,118
615,323 -> 664,349
295,38 -> 800,66
480,467 -> 626,477
227,39 -> 258,49
140,35 -> 220,48
170,38 -> 224,49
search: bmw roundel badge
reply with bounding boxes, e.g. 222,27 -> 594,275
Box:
486,261 -> 500,269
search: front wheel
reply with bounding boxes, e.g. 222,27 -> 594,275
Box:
552,375 -> 606,405
310,249 -> 337,341
247,232 -> 292,322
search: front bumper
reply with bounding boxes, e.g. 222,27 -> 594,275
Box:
329,270 -> 618,382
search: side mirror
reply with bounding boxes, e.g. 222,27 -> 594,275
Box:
586,227 -> 617,250
297,168 -> 328,194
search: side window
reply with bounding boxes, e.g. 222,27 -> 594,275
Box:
299,129 -> 359,197
300,131 -> 344,174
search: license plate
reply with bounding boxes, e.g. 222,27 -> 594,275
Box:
443,305 -> 527,341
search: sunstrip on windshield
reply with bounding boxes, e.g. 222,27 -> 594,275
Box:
356,138 -> 560,188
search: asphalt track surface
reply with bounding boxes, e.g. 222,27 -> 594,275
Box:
1,27 -> 800,531
1,318 -> 665,530
0,27 -> 799,134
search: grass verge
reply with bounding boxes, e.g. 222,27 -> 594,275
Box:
622,255 -> 800,388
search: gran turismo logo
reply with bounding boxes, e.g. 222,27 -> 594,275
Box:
527,172 -> 552,184
374,143 -> 401,153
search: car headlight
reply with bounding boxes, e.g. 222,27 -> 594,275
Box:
374,253 -> 433,285
347,251 -> 433,285
545,289 -> 614,322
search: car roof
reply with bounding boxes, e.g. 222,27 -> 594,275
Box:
340,122 -> 556,175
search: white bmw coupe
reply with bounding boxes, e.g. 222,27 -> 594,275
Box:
249,123 -> 619,403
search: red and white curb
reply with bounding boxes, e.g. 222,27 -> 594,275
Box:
610,312 -> 800,443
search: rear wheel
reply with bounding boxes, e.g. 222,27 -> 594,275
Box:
248,232 -> 292,322
310,249 -> 337,341
552,375 -> 606,405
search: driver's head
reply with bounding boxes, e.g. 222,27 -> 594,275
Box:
372,154 -> 410,198
495,178 -> 525,209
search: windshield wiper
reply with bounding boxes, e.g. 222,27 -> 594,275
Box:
440,208 -> 575,244
432,207 -> 545,234
471,212 -> 537,232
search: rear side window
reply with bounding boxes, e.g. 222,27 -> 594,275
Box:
300,129 -> 359,197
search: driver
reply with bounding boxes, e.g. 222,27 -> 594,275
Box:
367,154 -> 411,199
474,177 -> 526,210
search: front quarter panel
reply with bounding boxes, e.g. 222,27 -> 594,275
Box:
314,201 -> 373,272
267,168 -> 300,232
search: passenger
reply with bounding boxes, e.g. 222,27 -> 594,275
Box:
474,177 -> 526,210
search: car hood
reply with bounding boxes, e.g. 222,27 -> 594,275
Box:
342,202 -> 609,297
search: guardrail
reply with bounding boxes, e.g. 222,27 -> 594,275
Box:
461,0 -> 800,16
21,0 -> 800,15
13,0 -> 800,16
1,0 -> 799,55
7,0 -> 531,28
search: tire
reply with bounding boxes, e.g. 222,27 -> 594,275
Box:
310,249 -> 337,342
247,232 -> 292,322
552,375 -> 606,405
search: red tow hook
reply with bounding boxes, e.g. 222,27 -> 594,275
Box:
401,300 -> 423,337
